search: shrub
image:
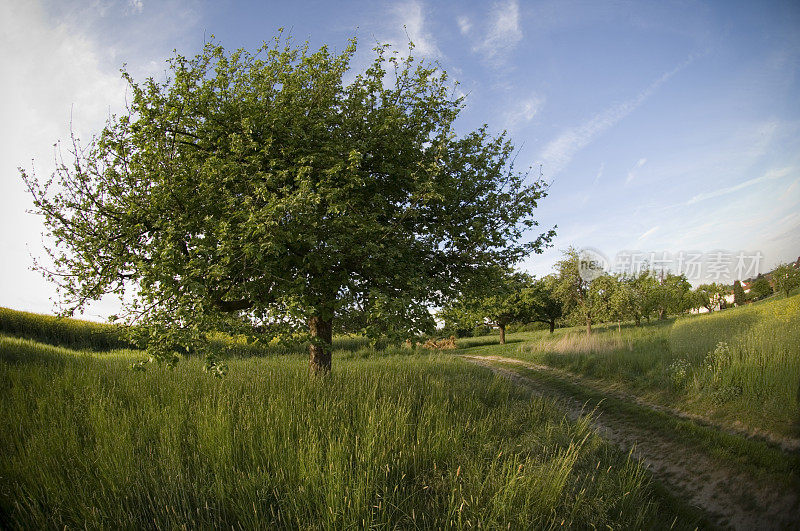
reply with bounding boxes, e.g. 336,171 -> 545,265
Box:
418,336 -> 458,350
667,358 -> 692,389
472,324 -> 492,336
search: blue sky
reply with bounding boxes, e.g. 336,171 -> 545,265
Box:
1,0 -> 799,318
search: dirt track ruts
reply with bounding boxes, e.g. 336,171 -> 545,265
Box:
463,354 -> 800,530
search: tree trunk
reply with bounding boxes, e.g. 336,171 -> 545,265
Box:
309,315 -> 333,375
499,325 -> 506,345
586,318 -> 592,335
549,320 -> 555,334
617,321 -> 621,333
658,309 -> 667,320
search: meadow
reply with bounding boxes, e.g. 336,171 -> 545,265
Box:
4,294 -> 797,528
0,324 -> 697,528
505,294 -> 800,438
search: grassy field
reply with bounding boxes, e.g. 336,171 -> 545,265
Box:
0,330 -> 699,528
493,294 -> 800,438
0,307 -> 130,350
4,294 -> 796,528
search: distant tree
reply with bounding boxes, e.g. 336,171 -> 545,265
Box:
623,270 -> 659,325
695,283 -> 727,312
589,274 -> 619,324
732,280 -> 746,306
771,264 -> 800,298
440,269 -> 537,345
522,275 -> 563,333
554,248 -> 597,335
652,273 -> 691,319
21,36 -> 554,374
609,278 -> 635,332
749,276 -> 773,300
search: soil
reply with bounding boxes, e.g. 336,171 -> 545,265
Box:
463,354 -> 800,530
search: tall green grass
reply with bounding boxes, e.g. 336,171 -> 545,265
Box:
0,336 -> 694,529
0,307 -> 130,350
508,295 -> 800,437
0,306 -> 387,360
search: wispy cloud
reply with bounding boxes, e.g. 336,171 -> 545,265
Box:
782,177 -> 799,198
539,55 -> 696,174
457,15 -> 471,35
593,162 -> 605,186
626,157 -> 647,184
687,166 -> 794,204
472,0 -> 522,64
389,1 -> 440,58
503,94 -> 544,130
767,211 -> 800,243
638,225 -> 660,241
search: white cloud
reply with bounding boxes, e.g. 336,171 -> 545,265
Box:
0,0 -> 200,319
473,0 -> 522,64
539,55 -> 696,174
687,166 -> 795,204
503,94 -> 544,130
626,157 -> 647,184
389,0 -> 440,58
457,15 -> 472,35
0,1 -> 131,317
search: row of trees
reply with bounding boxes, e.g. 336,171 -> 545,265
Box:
442,249 -> 800,342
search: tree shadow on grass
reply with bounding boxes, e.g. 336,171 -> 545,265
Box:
456,337 -> 525,350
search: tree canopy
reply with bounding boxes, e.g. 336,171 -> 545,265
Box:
771,263 -> 799,298
749,276 -> 773,300
22,35 -> 554,373
553,247 -> 601,334
438,268 -> 547,344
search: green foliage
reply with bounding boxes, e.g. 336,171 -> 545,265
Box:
771,263 -> 800,298
0,337 -> 688,528
693,283 -> 728,312
552,253 -> 666,332
439,268 -> 546,343
749,276 -> 773,300
733,280 -> 746,306
667,358 -> 692,389
523,274 -> 563,332
553,247 -> 594,332
651,273 -> 691,318
588,274 -> 618,324
22,35 -> 553,367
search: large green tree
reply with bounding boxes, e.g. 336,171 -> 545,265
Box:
23,37 -> 553,374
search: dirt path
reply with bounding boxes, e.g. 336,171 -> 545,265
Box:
463,354 -> 800,530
